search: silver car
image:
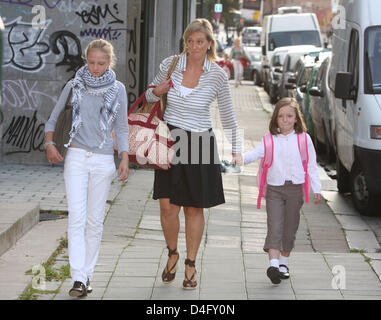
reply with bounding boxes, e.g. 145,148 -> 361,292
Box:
309,53 -> 335,161
243,46 -> 262,85
242,27 -> 262,46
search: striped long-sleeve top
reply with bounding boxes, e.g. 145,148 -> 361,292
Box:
145,54 -> 242,153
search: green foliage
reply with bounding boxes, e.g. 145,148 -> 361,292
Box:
204,0 -> 240,27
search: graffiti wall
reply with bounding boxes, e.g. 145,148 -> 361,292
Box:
0,0 -> 130,164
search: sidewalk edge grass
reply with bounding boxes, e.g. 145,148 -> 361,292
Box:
360,252 -> 381,283
19,236 -> 69,300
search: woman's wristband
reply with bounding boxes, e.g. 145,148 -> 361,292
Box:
44,141 -> 56,149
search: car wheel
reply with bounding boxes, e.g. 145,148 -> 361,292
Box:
269,86 -> 277,104
350,163 -> 380,216
253,71 -> 261,86
336,156 -> 350,193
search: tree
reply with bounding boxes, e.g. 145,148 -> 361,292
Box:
204,0 -> 240,34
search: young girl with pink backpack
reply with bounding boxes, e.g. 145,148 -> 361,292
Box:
237,97 -> 322,285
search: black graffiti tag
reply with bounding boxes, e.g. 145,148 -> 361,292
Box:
3,18 -> 50,71
75,3 -> 124,26
2,110 -> 45,154
127,18 -> 137,108
49,30 -> 84,73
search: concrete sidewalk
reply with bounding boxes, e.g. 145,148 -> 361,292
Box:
1,81 -> 381,300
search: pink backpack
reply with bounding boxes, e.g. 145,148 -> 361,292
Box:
256,132 -> 310,209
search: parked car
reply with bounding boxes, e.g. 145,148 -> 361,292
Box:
260,12 -> 323,93
242,26 -> 262,45
309,52 -> 335,161
267,47 -> 290,103
288,55 -> 317,123
243,46 -> 262,85
278,45 -> 322,99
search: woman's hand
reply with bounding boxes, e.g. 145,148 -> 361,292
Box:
231,153 -> 243,166
153,79 -> 172,97
118,152 -> 130,181
314,193 -> 322,204
46,144 -> 64,163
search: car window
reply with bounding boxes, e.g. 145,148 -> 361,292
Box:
268,31 -> 321,50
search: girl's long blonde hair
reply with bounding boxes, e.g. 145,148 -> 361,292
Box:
181,18 -> 218,62
269,97 -> 307,135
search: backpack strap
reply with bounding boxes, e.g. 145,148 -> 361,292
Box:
257,133 -> 274,209
297,132 -> 309,203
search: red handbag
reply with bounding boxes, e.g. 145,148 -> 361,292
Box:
128,87 -> 175,170
240,57 -> 248,69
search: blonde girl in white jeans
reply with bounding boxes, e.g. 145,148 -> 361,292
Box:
229,38 -> 249,87
44,39 -> 129,298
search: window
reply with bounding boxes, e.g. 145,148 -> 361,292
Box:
365,26 -> 381,94
347,29 -> 359,101
268,31 -> 321,50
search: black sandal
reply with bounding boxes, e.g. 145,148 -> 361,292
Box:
183,259 -> 197,290
162,246 -> 179,284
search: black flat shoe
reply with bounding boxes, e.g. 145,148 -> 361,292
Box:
69,281 -> 87,298
266,266 -> 281,284
279,264 -> 290,279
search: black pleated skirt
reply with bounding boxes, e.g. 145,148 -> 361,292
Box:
153,124 -> 225,208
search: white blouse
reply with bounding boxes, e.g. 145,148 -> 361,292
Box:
179,85 -> 193,97
243,131 -> 321,194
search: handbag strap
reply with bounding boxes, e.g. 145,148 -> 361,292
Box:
128,55 -> 180,120
166,55 -> 180,79
64,88 -> 73,110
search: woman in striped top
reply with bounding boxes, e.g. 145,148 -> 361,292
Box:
145,18 -> 242,290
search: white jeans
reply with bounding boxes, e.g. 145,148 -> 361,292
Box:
64,148 -> 115,284
233,59 -> 243,85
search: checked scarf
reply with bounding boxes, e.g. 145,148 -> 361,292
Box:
65,65 -> 120,149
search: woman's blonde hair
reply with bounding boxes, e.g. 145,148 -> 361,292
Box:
269,97 -> 307,135
181,18 -> 218,62
84,39 -> 116,69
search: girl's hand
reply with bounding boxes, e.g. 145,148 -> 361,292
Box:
153,79 -> 172,97
46,145 -> 64,163
118,153 -> 129,181
232,153 -> 243,166
314,193 -> 322,204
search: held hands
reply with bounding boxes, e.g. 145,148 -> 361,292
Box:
314,193 -> 322,204
46,144 -> 64,163
231,153 -> 243,166
153,79 -> 172,97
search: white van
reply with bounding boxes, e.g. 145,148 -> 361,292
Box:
329,0 -> 381,215
261,12 -> 323,92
